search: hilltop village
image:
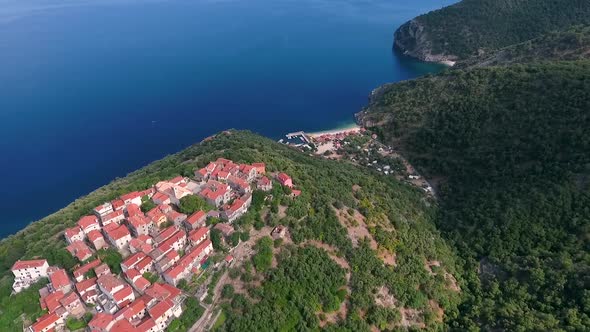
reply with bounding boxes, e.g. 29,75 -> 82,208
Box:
12,158 -> 299,332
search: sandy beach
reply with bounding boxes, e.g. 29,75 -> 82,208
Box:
307,123 -> 361,137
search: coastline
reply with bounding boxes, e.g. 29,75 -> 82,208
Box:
307,123 -> 361,138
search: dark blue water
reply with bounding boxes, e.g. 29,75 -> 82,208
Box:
0,0 -> 455,238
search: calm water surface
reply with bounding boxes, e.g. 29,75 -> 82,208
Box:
0,0 -> 455,237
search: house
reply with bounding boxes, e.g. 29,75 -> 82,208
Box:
290,189 -> 302,198
97,274 -> 125,298
128,215 -> 153,237
94,263 -> 112,278
152,192 -> 171,205
222,193 -> 252,223
49,268 -> 72,294
166,210 -> 187,227
188,227 -> 209,247
73,259 -> 101,282
78,215 -> 100,234
194,167 -> 209,182
28,312 -> 64,332
276,172 -> 293,188
121,252 -> 148,272
144,283 -> 182,302
154,250 -> 179,274
256,176 -> 272,191
252,162 -> 266,174
75,277 -> 98,303
88,229 -> 107,250
129,237 -> 154,255
149,298 -> 182,331
153,226 -> 178,245
124,269 -> 151,294
66,241 -> 93,262
101,209 -> 125,227
121,191 -> 143,206
163,240 -> 212,286
115,298 -> 148,325
113,284 -> 135,308
64,226 -> 84,244
88,313 -> 115,332
155,181 -> 192,205
11,259 -> 49,293
112,199 -> 126,211
40,289 -> 65,313
146,206 -> 168,228
184,210 -> 206,230
126,203 -> 142,218
104,224 -> 132,250
134,256 -> 155,274
94,202 -> 114,218
157,229 -> 187,253
227,175 -> 251,194
59,291 -> 85,318
238,164 -> 257,181
198,180 -> 230,207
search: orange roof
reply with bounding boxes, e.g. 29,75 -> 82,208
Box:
113,284 -> 134,303
30,313 -> 60,332
59,291 -> 81,307
186,210 -> 206,226
42,290 -> 65,312
50,269 -> 70,289
73,259 -> 101,279
121,191 -> 141,201
122,252 -> 147,270
87,230 -> 104,242
111,319 -> 138,332
89,313 -> 114,330
145,283 -> 181,302
75,277 -> 97,293
11,259 -> 47,271
126,203 -> 142,217
116,298 -> 147,321
106,224 -> 131,241
148,298 -> 174,320
97,274 -> 125,293
64,226 -> 82,239
78,215 -> 99,229
189,227 -> 209,242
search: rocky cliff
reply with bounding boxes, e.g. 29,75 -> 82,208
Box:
393,19 -> 458,63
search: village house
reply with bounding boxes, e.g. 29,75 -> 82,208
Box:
129,237 -> 154,255
222,193 -> 252,223
105,224 -> 132,250
166,209 -> 187,227
66,241 -> 93,262
78,215 -> 100,234
149,298 -> 183,331
75,277 -> 98,304
101,209 -> 125,227
28,312 -> 63,332
146,206 -> 168,228
184,210 -> 207,230
121,191 -> 143,207
39,289 -> 65,313
152,192 -> 171,205
154,250 -> 180,274
59,291 -> 85,318
112,284 -> 135,309
124,268 -> 151,294
127,214 -> 153,237
239,164 -> 257,181
94,263 -> 112,278
198,180 -> 230,207
155,180 -> 193,206
188,227 -> 209,247
121,252 -> 148,272
49,268 -> 72,294
112,199 -> 126,211
94,202 -> 114,218
252,162 -> 266,174
134,256 -> 155,275
153,226 -> 178,246
64,226 -> 84,244
11,259 -> 49,293
276,172 -> 293,188
88,313 -> 115,332
157,229 -> 187,254
227,175 -> 251,194
126,203 -> 143,218
88,229 -> 107,250
73,259 -> 101,282
162,239 -> 212,286
256,176 -> 272,191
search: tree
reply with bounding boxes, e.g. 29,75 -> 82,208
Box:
179,195 -> 210,215
222,284 -> 234,299
230,233 -> 241,247
97,248 -> 123,274
211,229 -> 223,250
140,195 -> 156,213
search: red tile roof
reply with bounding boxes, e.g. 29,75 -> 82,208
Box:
64,226 -> 82,240
135,256 -> 154,272
11,259 -> 47,271
112,199 -> 125,210
73,259 -> 101,279
30,313 -> 60,332
121,191 -> 142,202
75,277 -> 97,294
106,224 -> 131,241
189,227 -> 209,243
97,274 -> 125,293
148,298 -> 174,320
88,313 -> 114,330
50,269 -> 70,290
42,290 -> 65,312
122,252 -> 147,270
66,241 -> 93,261
113,284 -> 134,303
59,291 -> 81,307
186,210 -> 206,226
278,172 -> 291,182
145,283 -> 181,302
126,203 -> 142,217
116,298 -> 147,321
78,215 -> 99,230
111,319 -> 138,332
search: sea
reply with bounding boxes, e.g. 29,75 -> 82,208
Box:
0,0 -> 455,238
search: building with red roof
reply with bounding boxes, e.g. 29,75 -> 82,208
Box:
73,258 -> 101,282
75,277 -> 98,302
127,215 -> 153,237
66,241 -> 93,262
126,203 -> 142,218
101,209 -> 125,227
144,283 -> 181,302
11,259 -> 49,293
276,172 -> 293,188
111,199 -> 126,211
59,291 -> 85,318
40,289 -> 65,313
188,227 -> 209,247
239,164 -> 257,181
152,191 -> 171,205
121,252 -> 147,272
150,298 -> 182,330
157,229 -> 187,254
130,238 -> 153,255
184,210 -> 206,230
134,256 -> 154,275
97,274 -> 125,297
29,312 -> 63,332
163,239 -> 212,286
222,193 -> 252,223
227,175 -> 251,194
113,284 -> 135,308
94,263 -> 111,278
256,176 -> 272,191
214,223 -> 235,237
121,191 -> 143,206
124,269 -> 151,294
104,224 -> 132,250
49,268 -> 72,294
115,298 -> 148,324
146,206 -> 167,227
88,313 -> 115,332
94,202 -> 114,218
64,226 -> 84,244
154,250 -> 179,274
87,229 -> 106,250
78,215 -> 100,234
252,162 -> 266,174
110,319 -> 139,332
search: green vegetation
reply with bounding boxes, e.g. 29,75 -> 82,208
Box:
96,248 -> 123,275
143,272 -> 159,283
140,195 -> 156,213
364,60 -> 590,330
178,195 -> 211,215
168,297 -> 205,332
405,0 -> 590,59
0,279 -> 47,331
66,315 -> 91,331
251,237 -> 273,272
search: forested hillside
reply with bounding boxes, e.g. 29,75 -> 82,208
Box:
0,131 -> 462,331
457,25 -> 590,68
394,0 -> 590,61
359,61 -> 590,330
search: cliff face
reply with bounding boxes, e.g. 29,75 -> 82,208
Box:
394,19 -> 458,63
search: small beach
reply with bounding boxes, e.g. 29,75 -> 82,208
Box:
307,123 -> 361,138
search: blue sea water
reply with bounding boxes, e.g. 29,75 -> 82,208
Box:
0,0 -> 455,238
